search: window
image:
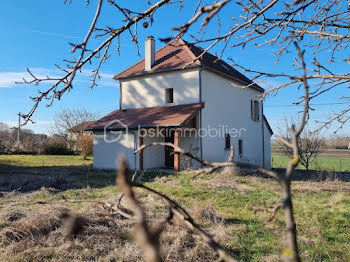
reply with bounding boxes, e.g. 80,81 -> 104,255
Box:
238,139 -> 243,156
225,133 -> 230,149
251,100 -> 260,121
165,88 -> 174,103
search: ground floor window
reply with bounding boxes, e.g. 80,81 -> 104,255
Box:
238,139 -> 243,156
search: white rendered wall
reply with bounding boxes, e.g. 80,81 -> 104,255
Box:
200,69 -> 266,167
179,130 -> 201,170
143,135 -> 165,169
92,131 -> 137,170
263,121 -> 272,169
120,68 -> 200,109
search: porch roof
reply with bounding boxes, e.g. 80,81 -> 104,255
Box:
85,103 -> 204,131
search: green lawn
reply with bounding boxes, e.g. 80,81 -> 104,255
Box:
0,154 -> 93,167
0,155 -> 349,261
272,155 -> 350,172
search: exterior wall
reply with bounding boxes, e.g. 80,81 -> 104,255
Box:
67,130 -> 92,152
179,130 -> 201,170
93,67 -> 271,170
92,131 -> 137,169
200,69 -> 266,167
143,135 -> 165,169
263,121 -> 272,169
120,68 -> 200,109
141,130 -> 200,170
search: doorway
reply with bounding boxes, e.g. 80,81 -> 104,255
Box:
164,130 -> 174,168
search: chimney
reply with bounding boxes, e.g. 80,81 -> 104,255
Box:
145,36 -> 155,71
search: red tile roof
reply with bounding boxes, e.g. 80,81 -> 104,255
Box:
114,38 -> 263,92
69,121 -> 96,133
85,103 -> 204,131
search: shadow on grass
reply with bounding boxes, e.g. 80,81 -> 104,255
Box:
0,164 -> 176,195
0,164 -> 116,194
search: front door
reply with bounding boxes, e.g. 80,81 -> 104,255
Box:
164,130 -> 174,168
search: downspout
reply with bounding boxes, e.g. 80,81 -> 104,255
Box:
199,68 -> 203,165
133,131 -> 138,171
261,100 -> 265,168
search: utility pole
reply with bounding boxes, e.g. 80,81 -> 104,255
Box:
17,112 -> 21,151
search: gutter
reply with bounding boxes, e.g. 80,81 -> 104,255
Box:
199,68 -> 203,164
261,100 -> 265,168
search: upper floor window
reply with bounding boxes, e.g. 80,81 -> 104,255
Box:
251,100 -> 260,121
165,88 -> 174,103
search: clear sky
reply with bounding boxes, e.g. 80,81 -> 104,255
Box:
0,0 -> 348,137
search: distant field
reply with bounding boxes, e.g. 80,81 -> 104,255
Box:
0,154 -> 93,167
272,148 -> 350,158
272,155 -> 350,172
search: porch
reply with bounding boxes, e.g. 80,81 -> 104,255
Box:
138,127 -> 201,172
86,103 -> 204,171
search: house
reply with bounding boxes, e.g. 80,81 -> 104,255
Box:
67,121 -> 95,151
86,36 -> 273,171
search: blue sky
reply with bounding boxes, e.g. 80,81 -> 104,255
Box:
0,0 -> 348,137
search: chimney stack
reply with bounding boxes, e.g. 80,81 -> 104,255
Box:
145,36 -> 155,71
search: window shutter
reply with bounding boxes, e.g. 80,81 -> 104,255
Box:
225,133 -> 230,149
238,139 -> 243,155
251,100 -> 260,121
250,100 -> 254,120
254,100 -> 259,121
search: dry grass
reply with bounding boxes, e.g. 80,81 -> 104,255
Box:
195,171 -> 254,192
0,190 -> 232,262
0,159 -> 349,261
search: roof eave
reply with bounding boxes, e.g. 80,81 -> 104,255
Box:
113,65 -> 202,80
263,115 -> 273,135
86,103 -> 204,132
201,66 -> 264,92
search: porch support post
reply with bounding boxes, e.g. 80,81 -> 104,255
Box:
139,136 -> 143,171
174,129 -> 180,171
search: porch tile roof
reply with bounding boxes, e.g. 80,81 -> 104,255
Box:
85,103 -> 204,131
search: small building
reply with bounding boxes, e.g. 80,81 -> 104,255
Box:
86,36 -> 273,171
67,121 -> 95,151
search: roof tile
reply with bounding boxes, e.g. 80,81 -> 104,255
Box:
114,38 -> 263,92
85,103 -> 204,131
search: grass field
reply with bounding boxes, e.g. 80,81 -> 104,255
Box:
272,155 -> 350,172
0,154 -> 93,167
0,155 -> 349,261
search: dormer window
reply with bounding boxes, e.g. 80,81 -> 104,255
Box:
165,88 -> 174,104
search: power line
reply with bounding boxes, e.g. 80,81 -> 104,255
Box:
265,102 -> 349,108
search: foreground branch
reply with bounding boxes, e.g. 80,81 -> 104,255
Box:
117,156 -> 238,262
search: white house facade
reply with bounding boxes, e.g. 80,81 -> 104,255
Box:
86,36 -> 272,171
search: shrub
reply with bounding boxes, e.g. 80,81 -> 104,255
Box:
42,138 -> 73,155
76,133 -> 93,159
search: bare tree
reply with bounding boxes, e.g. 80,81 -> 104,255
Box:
52,108 -> 99,139
51,108 -> 99,154
278,119 -> 323,170
15,0 -> 349,261
136,43 -> 310,262
16,0 -> 349,131
0,123 -> 47,154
